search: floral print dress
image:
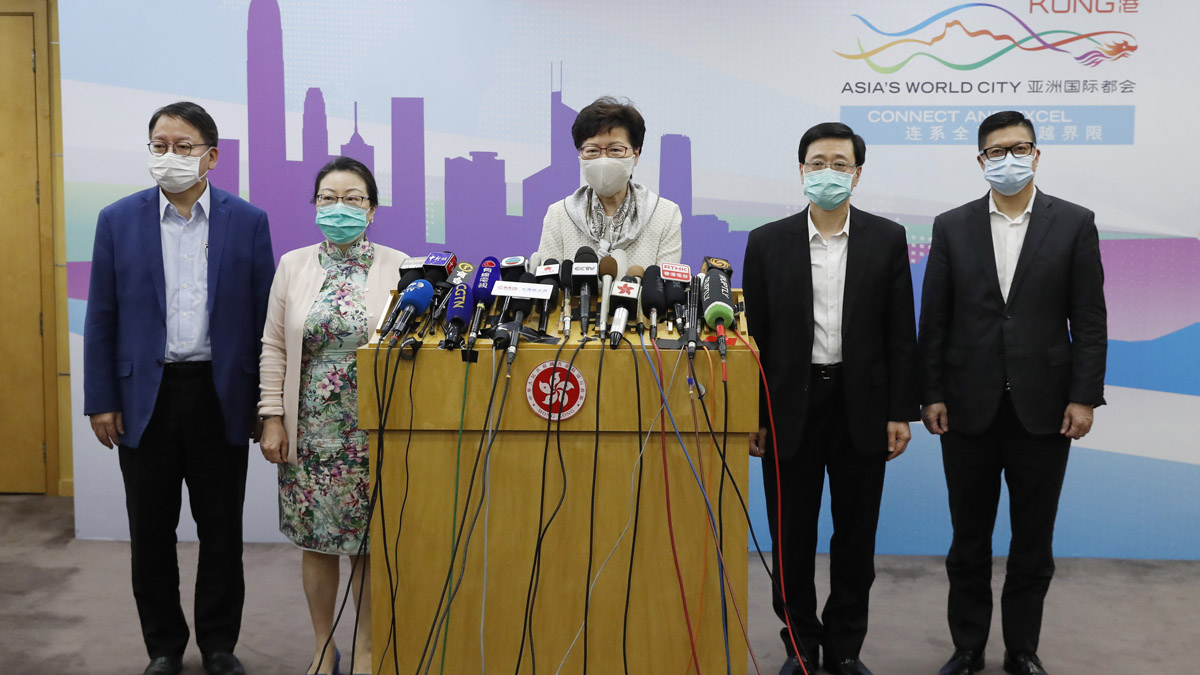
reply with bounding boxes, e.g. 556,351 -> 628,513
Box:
279,239 -> 374,555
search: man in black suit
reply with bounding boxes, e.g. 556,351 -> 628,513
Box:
744,122 -> 919,675
919,111 -> 1107,675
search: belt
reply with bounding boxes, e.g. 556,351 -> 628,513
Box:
811,362 -> 843,380
162,360 -> 213,377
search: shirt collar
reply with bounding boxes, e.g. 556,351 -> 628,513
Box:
988,185 -> 1037,224
158,180 -> 211,223
807,208 -> 851,243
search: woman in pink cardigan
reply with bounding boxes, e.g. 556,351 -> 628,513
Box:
258,157 -> 405,675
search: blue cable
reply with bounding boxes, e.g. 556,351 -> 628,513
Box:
637,333 -> 732,675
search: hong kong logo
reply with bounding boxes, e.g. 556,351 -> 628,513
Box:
525,360 -> 587,421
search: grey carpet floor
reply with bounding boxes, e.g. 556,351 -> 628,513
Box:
1,495 -> 1196,674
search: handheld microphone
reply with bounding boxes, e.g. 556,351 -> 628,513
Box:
424,258 -> 475,338
608,265 -> 643,348
527,251 -> 544,274
442,282 -> 474,349
640,265 -> 666,340
572,246 -> 599,337
685,273 -> 702,358
497,255 -> 528,320
534,258 -> 561,334
701,256 -> 734,278
596,249 -> 627,337
558,258 -> 574,334
423,251 -> 457,287
497,273 -> 536,363
701,268 -> 734,360
380,266 -> 426,335
660,262 -> 692,333
467,257 -> 500,351
388,279 -> 435,343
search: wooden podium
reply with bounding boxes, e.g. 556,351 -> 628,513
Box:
358,295 -> 757,675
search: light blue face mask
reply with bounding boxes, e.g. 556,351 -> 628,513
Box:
803,168 -> 855,211
316,203 -> 369,245
984,153 -> 1035,196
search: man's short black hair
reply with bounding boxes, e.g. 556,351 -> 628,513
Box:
571,97 -> 646,152
149,101 -> 219,147
312,156 -> 379,208
977,111 -> 1036,150
798,122 -> 866,166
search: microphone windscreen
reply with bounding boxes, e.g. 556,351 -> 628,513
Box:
397,267 -> 424,292
610,249 -> 629,280
527,251 -> 544,273
509,273 -> 536,316
559,258 -> 574,291
399,279 -> 435,314
425,267 -> 449,286
626,265 -> 644,280
500,255 -> 527,282
472,257 -> 500,307
701,269 -> 734,327
641,266 -> 666,315
598,255 -> 619,280
664,280 -> 687,306
574,246 -> 598,265
445,283 -> 474,326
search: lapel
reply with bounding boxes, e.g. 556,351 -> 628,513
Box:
139,188 -> 167,318
966,193 -> 1005,307
842,205 -> 875,331
788,209 -> 815,348
207,186 -> 230,314
1004,189 -> 1054,308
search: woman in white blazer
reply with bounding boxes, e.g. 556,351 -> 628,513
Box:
258,157 -> 405,675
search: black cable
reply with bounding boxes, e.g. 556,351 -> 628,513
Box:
581,340 -> 605,675
513,327 -> 573,675
618,336 -> 644,675
523,335 -> 591,674
411,357 -> 507,675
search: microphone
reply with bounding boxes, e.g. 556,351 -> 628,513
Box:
496,273 -> 536,364
700,256 -> 734,278
558,258 -> 574,334
701,268 -> 734,360
423,250 -> 457,287
640,265 -> 666,340
380,265 -> 426,335
534,258 -> 561,334
497,255 -> 528,320
467,257 -> 500,351
608,265 -> 643,348
685,273 -> 702,358
443,282 -> 474,349
596,249 -> 628,337
424,259 -> 476,338
572,247 -> 599,337
388,279 -> 435,343
527,251 -> 544,274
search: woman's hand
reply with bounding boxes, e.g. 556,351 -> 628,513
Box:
259,416 -> 288,464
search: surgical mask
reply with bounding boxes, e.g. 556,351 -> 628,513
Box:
803,168 -> 855,211
316,203 -> 369,245
983,153 -> 1035,196
148,148 -> 211,194
580,156 -> 635,197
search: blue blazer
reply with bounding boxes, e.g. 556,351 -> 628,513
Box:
84,185 -> 275,448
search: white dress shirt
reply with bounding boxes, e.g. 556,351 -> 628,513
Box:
159,184 -> 212,362
989,186 -> 1036,302
808,210 -> 850,364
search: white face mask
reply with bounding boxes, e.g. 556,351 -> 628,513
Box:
149,147 -> 211,194
580,156 -> 635,197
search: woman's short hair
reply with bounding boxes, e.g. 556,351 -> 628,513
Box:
312,156 -> 379,207
571,97 -> 646,152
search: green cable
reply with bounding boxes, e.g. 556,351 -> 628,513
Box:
439,360 -> 472,675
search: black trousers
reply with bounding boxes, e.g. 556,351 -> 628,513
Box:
762,371 -> 886,662
118,362 -> 248,659
941,392 -> 1070,655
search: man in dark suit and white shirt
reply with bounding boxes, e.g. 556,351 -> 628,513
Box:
84,102 -> 274,675
919,111 -> 1107,675
743,122 -> 919,675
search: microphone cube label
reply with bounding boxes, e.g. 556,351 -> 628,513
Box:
660,262 -> 692,282
526,360 -> 587,421
572,262 -> 599,276
536,263 -> 561,277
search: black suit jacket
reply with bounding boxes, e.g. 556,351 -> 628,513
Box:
743,205 -> 920,460
918,189 -> 1107,435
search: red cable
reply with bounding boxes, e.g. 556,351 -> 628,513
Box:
652,338 -> 703,674
731,328 -> 808,675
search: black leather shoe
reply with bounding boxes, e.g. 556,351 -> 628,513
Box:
939,649 -> 984,675
826,657 -> 874,675
1003,651 -> 1048,675
779,653 -> 818,675
143,656 -> 183,675
202,652 -> 246,675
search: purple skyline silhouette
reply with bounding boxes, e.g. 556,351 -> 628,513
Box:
207,0 -> 750,286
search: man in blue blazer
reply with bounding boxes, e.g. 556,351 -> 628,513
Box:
84,102 -> 274,675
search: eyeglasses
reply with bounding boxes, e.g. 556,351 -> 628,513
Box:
315,194 -> 370,208
979,142 -> 1036,162
147,141 -> 211,157
804,160 -> 858,173
580,144 -> 633,160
